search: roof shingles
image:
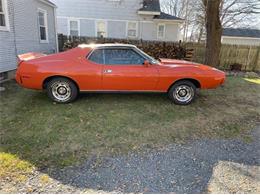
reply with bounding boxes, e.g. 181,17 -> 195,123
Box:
139,0 -> 183,21
139,0 -> 161,12
223,28 -> 260,38
154,12 -> 183,21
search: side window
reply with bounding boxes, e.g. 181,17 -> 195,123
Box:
157,24 -> 165,39
0,0 -> 9,31
96,20 -> 107,38
38,9 -> 48,43
127,22 -> 138,38
69,19 -> 79,36
104,49 -> 145,65
88,49 -> 104,64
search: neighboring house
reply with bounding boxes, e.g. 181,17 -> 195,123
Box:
52,0 -> 183,41
0,0 -> 57,80
222,28 -> 260,46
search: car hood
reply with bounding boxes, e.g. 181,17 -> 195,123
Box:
159,58 -> 214,71
159,58 -> 201,65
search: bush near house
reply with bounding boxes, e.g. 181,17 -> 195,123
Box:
58,34 -> 260,72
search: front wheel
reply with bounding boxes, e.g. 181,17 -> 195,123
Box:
168,80 -> 196,105
46,77 -> 78,103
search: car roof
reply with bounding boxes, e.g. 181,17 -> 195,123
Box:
78,43 -> 137,49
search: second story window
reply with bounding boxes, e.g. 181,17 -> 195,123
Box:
0,0 -> 9,31
38,9 -> 48,43
127,21 -> 138,38
69,19 -> 80,36
157,24 -> 165,39
96,20 -> 107,38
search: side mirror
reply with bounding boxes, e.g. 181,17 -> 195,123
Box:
143,60 -> 150,67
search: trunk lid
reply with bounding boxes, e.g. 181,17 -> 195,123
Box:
18,52 -> 46,65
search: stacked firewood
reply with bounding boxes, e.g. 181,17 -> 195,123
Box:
59,34 -> 194,61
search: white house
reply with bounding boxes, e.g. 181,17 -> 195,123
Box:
222,28 -> 260,46
52,0 -> 184,42
0,0 -> 58,80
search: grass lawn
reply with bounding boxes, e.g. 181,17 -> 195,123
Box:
0,77 -> 260,170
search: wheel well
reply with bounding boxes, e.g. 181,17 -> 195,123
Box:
43,76 -> 79,91
168,78 -> 201,91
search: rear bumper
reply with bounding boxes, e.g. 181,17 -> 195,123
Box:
15,72 -> 22,86
15,72 -> 43,90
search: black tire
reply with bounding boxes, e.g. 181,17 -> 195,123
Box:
46,77 -> 78,103
168,80 -> 197,105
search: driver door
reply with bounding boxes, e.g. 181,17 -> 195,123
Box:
101,48 -> 159,91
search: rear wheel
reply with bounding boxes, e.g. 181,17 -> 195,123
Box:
168,80 -> 196,105
46,77 -> 78,103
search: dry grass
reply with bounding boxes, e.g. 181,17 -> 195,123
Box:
0,77 -> 259,169
0,152 -> 33,183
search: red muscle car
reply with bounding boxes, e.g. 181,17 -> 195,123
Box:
16,44 -> 225,105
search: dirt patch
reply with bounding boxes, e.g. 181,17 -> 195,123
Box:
208,161 -> 260,193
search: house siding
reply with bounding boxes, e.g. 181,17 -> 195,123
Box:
107,20 -> 126,39
0,0 -> 57,73
0,0 -> 17,73
140,22 -> 157,40
53,0 -> 143,20
140,22 -> 180,41
53,0 -> 182,42
13,0 -> 57,54
165,23 -> 180,41
56,17 -> 68,35
80,19 -> 95,37
222,36 -> 260,46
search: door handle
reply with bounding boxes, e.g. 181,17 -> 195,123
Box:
104,69 -> 112,73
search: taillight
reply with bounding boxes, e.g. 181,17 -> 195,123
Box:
17,60 -> 23,67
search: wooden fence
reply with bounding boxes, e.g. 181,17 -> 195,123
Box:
58,34 -> 260,71
185,42 -> 260,71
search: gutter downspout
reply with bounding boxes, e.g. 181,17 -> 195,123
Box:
54,7 -> 59,52
11,0 -> 18,60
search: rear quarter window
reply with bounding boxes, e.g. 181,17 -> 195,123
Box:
88,49 -> 104,64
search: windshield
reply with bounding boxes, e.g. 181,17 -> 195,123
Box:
135,47 -> 160,64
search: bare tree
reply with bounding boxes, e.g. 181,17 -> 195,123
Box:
161,0 -> 259,67
203,0 -> 222,67
161,0 -> 260,42
160,0 -> 198,41
220,0 -> 260,27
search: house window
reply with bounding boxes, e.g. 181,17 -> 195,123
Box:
127,21 -> 138,38
0,0 -> 9,31
157,24 -> 165,39
38,9 -> 48,43
96,20 -> 107,38
69,19 -> 80,36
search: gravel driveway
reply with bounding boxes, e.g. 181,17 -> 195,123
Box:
1,127 -> 259,193
43,126 -> 260,193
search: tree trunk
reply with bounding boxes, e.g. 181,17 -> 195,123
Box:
203,0 -> 222,67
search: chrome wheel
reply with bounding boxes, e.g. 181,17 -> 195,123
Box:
51,81 -> 71,102
174,85 -> 194,103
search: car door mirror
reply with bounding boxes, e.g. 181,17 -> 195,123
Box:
143,60 -> 150,67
